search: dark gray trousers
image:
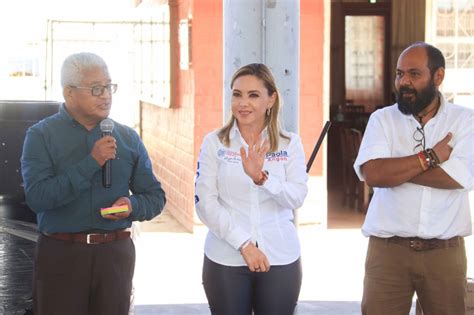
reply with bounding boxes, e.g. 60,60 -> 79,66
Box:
203,255 -> 302,315
33,234 -> 135,315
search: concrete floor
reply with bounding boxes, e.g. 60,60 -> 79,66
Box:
131,208 -> 418,315
133,301 -> 362,315
131,188 -> 474,314
3,188 -> 474,314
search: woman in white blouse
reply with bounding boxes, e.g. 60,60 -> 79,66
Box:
195,63 -> 308,315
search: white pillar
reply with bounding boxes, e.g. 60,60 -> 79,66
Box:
223,0 -> 300,133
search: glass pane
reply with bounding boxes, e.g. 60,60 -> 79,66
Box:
432,0 -> 474,108
344,15 -> 385,111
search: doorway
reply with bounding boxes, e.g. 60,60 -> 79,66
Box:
327,1 -> 391,228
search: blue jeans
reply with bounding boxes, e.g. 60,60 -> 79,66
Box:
202,255 -> 302,315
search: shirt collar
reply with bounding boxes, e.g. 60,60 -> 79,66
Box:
229,120 -> 269,142
437,93 -> 448,115
59,103 -> 76,123
229,120 -> 240,140
59,103 -> 97,130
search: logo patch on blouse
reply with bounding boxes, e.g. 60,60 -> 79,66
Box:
217,149 -> 241,164
266,150 -> 289,162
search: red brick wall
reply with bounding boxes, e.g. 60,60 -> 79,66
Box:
141,0 -> 223,231
141,0 -> 194,231
192,0 -> 224,164
300,0 -> 325,176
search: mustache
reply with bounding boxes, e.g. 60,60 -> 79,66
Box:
399,86 -> 417,94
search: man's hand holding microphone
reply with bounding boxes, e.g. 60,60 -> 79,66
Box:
91,119 -> 132,220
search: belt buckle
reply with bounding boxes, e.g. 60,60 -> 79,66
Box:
86,233 -> 102,244
410,239 -> 424,251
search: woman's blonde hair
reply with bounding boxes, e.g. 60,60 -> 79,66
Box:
218,63 -> 288,152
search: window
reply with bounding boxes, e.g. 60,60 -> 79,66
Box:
132,9 -> 171,107
42,6 -> 171,127
8,51 -> 39,78
427,0 -> 474,108
345,15 -> 385,110
46,9 -> 170,108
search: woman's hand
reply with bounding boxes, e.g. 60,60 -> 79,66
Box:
241,242 -> 271,272
240,138 -> 270,182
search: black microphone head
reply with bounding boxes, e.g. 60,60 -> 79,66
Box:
100,118 -> 114,133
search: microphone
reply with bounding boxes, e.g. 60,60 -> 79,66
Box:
100,118 -> 114,188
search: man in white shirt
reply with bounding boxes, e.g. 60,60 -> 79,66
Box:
354,42 -> 474,314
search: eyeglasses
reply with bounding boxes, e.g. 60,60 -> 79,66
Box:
70,84 -> 118,96
413,126 -> 425,152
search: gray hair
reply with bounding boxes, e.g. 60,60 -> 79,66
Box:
60,52 -> 109,88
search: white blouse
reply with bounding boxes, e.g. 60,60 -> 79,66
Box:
195,123 -> 308,266
354,94 -> 474,239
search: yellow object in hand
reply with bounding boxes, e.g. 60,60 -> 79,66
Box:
100,205 -> 129,216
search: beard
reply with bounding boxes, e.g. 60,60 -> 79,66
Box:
396,79 -> 437,116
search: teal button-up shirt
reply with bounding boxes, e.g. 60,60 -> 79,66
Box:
21,104 -> 166,233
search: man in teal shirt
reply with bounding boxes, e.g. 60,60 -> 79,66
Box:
21,52 -> 166,314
